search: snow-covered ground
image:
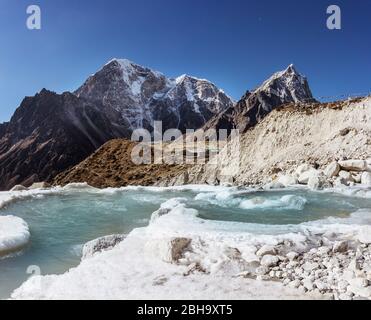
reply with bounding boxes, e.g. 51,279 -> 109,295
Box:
8,184 -> 371,300
9,199 -> 318,300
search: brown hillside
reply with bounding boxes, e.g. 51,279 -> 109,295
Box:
53,139 -> 188,188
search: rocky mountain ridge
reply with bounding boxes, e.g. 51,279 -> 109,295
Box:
0,90 -> 129,190
76,59 -> 234,132
205,64 -> 315,133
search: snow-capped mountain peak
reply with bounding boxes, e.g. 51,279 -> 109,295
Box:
76,58 -> 234,132
256,64 -> 314,103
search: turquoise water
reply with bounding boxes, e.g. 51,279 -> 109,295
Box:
0,187 -> 370,299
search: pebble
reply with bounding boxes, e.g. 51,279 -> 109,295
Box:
286,251 -> 299,261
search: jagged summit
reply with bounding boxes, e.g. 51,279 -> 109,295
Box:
76,58 -> 234,132
204,65 -> 315,133
256,64 -> 314,103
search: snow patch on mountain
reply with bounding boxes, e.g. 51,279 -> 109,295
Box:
76,59 -> 234,132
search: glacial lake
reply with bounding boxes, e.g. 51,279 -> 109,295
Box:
1,185 -> 371,299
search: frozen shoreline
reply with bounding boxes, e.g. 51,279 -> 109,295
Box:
0,216 -> 30,257
5,184 -> 371,300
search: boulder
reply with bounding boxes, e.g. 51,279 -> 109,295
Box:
276,175 -> 298,187
302,278 -> 314,291
338,160 -> 367,172
256,245 -> 277,257
324,162 -> 340,178
263,181 -> 284,190
302,262 -> 320,272
357,227 -> 371,244
338,171 -> 354,183
347,284 -> 371,299
82,234 -> 126,260
255,266 -> 269,275
298,169 -> 319,185
348,278 -> 369,288
332,241 -> 348,253
10,185 -> 28,191
295,164 -> 313,177
260,255 -> 280,268
308,175 -> 325,190
286,251 -> 299,261
333,177 -> 349,187
288,279 -> 301,289
149,237 -> 192,263
29,182 -> 51,190
352,173 -> 362,183
361,172 -> 371,186
317,246 -> 332,255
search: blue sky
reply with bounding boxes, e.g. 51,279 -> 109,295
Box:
0,0 -> 370,122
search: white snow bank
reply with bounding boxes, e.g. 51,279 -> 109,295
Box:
12,194 -> 370,300
5,184 -> 371,299
0,216 -> 30,256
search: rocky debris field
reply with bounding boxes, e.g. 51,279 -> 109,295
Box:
238,240 -> 371,300
266,158 -> 371,190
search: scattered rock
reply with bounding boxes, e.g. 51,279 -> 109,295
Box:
324,162 -> 340,178
286,251 -> 299,261
348,278 -> 369,288
357,228 -> 371,245
314,280 -> 329,291
308,175 -> 325,190
152,276 -> 168,286
260,255 -> 280,268
28,182 -> 51,190
255,266 -> 269,275
333,177 -> 349,187
338,171 -> 354,183
276,175 -> 298,187
333,241 -> 348,253
348,259 -> 361,272
10,185 -> 28,191
288,279 -> 301,289
302,262 -> 319,272
295,164 -> 313,177
352,173 -> 362,183
339,293 -> 353,300
149,237 -> 192,263
302,278 -> 315,291
82,234 -> 126,260
347,284 -> 371,298
298,169 -> 319,185
256,245 -> 277,257
340,128 -> 350,136
184,262 -> 206,276
361,172 -> 371,186
339,160 -> 368,172
317,246 -> 331,255
263,181 -> 285,190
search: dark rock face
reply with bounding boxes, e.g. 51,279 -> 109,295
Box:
76,59 -> 234,133
205,65 -> 315,133
0,90 -> 129,190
